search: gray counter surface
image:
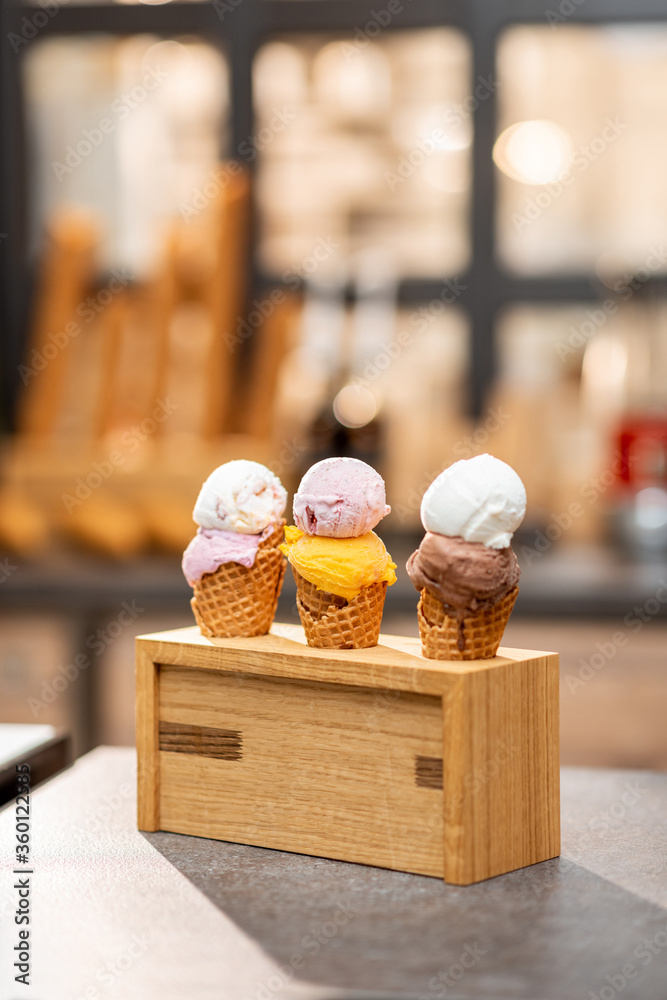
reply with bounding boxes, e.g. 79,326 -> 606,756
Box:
1,747 -> 666,998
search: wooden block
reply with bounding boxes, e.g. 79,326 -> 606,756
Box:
135,644 -> 160,831
136,624 -> 560,885
442,656 -> 560,885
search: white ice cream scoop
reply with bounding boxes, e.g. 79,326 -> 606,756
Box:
193,460 -> 287,534
420,454 -> 526,549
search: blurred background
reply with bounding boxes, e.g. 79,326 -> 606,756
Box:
1,1 -> 666,772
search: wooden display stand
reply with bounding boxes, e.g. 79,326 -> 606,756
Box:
136,624 -> 560,886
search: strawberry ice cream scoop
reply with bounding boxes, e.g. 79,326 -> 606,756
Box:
293,457 -> 390,537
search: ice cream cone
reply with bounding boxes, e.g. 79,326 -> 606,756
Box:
293,568 -> 387,649
191,522 -> 286,638
417,585 -> 519,660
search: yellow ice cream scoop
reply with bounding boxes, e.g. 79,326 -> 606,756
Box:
280,526 -> 397,601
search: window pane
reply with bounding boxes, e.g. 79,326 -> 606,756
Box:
24,35 -> 229,277
496,25 -> 667,276
494,302 -> 667,533
254,29 -> 471,280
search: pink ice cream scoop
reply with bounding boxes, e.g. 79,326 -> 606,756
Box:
182,524 -> 275,584
293,457 -> 390,537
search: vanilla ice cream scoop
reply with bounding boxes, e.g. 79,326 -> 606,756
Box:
193,460 -> 287,534
421,454 -> 526,549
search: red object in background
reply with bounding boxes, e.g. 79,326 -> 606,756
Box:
617,417 -> 667,488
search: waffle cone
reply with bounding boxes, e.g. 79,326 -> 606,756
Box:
191,522 -> 286,638
293,568 -> 387,649
417,585 -> 519,660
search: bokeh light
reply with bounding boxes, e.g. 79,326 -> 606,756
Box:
493,119 -> 573,185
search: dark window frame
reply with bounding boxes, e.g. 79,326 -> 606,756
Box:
1,0 -> 665,426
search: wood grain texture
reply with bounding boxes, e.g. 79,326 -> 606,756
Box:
158,665 -> 444,877
137,624 -> 549,698
415,756 -> 443,790
159,721 -> 243,760
135,644 -> 160,831
442,655 -> 560,885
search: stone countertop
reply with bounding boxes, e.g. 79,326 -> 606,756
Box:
1,747 -> 666,999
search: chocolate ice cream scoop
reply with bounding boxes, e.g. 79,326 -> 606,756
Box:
406,532 -> 520,616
